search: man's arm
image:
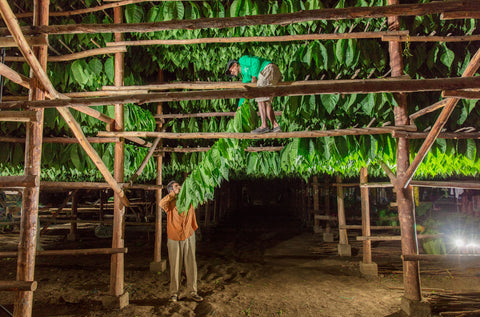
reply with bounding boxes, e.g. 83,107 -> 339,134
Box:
159,191 -> 176,212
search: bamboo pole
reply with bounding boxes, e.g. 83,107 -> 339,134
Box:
382,34 -> 480,43
11,0 -> 48,315
400,48 -> 480,189
110,5 -> 127,299
0,62 -> 31,89
107,31 -> 409,47
0,248 -> 128,258
5,77 -> 480,110
0,281 -> 37,292
388,0 -> 421,302
360,167 -> 372,264
5,1 -> 479,36
337,176 -> 348,245
5,46 -> 127,63
97,126 -> 416,140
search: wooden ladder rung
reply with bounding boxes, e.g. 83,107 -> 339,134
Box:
0,175 -> 38,188
0,110 -> 40,122
0,280 -> 37,291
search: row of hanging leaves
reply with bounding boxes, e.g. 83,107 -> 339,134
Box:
2,0 -> 479,184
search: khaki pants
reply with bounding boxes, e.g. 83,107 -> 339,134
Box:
255,63 -> 282,102
167,233 -> 197,295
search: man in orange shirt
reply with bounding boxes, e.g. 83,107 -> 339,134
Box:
160,180 -> 203,303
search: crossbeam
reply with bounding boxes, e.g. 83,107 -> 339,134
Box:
3,1 -> 478,36
3,77 -> 480,110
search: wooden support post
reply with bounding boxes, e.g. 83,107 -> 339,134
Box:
388,0 -> 422,306
150,71 -> 166,272
359,167 -> 377,276
323,177 -> 334,241
67,191 -> 79,241
106,5 -> 128,310
312,176 -> 321,233
12,0 -> 47,315
337,176 -> 351,256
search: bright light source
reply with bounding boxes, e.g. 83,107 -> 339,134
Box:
466,242 -> 478,249
454,238 -> 465,248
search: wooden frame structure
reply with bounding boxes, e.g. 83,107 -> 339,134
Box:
1,0 -> 480,315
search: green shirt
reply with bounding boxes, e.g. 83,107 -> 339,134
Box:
237,56 -> 272,107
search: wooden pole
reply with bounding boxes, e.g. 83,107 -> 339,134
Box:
382,34 -> 480,43
312,176 -> 320,230
128,137 -> 160,185
400,48 -> 480,189
67,191 -> 79,241
0,176 -> 38,188
6,1 -> 479,36
0,62 -> 31,89
5,46 -> 127,63
0,248 -> 128,258
12,0 -> 47,315
337,176 -> 348,245
360,167 -> 372,264
388,0 -> 421,301
154,71 -> 164,264
0,281 -> 37,292
443,89 -> 480,99
109,4 -> 127,301
4,76 -> 480,110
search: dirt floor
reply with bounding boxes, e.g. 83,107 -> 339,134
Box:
2,205 -> 480,317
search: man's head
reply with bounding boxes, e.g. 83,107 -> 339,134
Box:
225,59 -> 240,77
167,180 -> 181,194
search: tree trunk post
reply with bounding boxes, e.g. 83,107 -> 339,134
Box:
312,176 -> 321,233
359,167 -> 377,276
323,177 -> 334,242
67,191 -> 79,241
104,5 -> 128,309
337,175 -> 351,256
13,1 -> 48,315
387,1 -> 424,313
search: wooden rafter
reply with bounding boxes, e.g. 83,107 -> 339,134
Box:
383,34 -> 480,43
442,90 -> 480,99
0,0 -> 130,207
2,77 -> 480,110
2,1 -> 479,37
5,46 -> 127,62
106,31 -> 409,47
97,125 -> 416,140
399,47 -> 480,189
0,62 -> 31,89
0,34 -> 47,47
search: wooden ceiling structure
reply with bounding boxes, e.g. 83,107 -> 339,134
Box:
0,0 -> 480,316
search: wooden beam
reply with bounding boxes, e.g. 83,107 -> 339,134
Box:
0,248 -> 128,258
393,131 -> 480,139
382,34 -> 480,43
156,111 -> 282,119
0,136 -> 119,143
379,161 -> 396,183
0,175 -> 38,188
441,10 -> 480,20
0,62 -> 31,89
97,126 -> 416,140
155,146 -> 284,153
409,99 -> 448,120
402,254 -> 480,261
399,48 -> 480,189
71,106 -> 114,125
339,225 -> 400,230
357,234 -> 442,241
0,35 -> 47,47
40,181 -> 163,190
127,137 -> 161,185
4,1 -> 479,36
442,89 -> 480,99
4,77 -> 480,110
0,281 -> 37,292
5,46 -> 127,62
0,110 -> 39,122
106,31 -> 409,47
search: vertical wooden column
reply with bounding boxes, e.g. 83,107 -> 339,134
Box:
151,69 -> 166,273
13,1 -> 48,316
67,191 -> 79,241
388,0 -> 421,303
107,5 -> 128,308
312,176 -> 321,232
337,175 -> 351,256
359,167 -> 377,276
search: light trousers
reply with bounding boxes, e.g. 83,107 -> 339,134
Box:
167,233 -> 197,295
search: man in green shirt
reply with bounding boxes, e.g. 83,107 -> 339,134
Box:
225,55 -> 282,134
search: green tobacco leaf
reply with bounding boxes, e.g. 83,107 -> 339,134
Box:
440,46 -> 455,68
71,60 -> 89,86
105,57 -> 114,83
320,94 -> 339,114
125,4 -> 144,23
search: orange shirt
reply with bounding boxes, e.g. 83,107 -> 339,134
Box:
160,191 -> 198,241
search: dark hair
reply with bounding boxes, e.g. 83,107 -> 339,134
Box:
224,59 -> 238,77
167,180 -> 178,193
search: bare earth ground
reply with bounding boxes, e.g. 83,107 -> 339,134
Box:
1,206 -> 480,317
